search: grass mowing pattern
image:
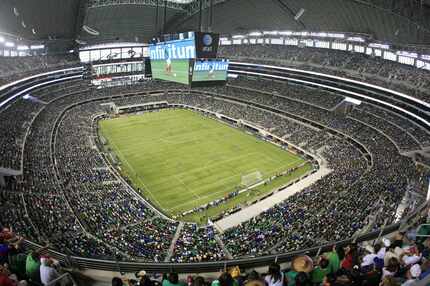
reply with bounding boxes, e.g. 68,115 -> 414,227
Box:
99,109 -> 308,223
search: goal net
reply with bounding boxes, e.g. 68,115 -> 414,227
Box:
241,171 -> 263,187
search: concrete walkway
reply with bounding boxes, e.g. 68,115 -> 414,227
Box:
214,165 -> 332,232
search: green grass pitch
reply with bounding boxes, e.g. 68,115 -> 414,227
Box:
151,59 -> 190,85
99,109 -> 309,223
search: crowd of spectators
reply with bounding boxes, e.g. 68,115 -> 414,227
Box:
111,224 -> 430,286
200,78 -> 428,152
0,54 -> 79,86
218,45 -> 430,103
0,69 -> 428,264
0,227 -> 74,286
171,224 -> 225,263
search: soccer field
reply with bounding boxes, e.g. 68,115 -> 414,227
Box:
99,109 -> 310,223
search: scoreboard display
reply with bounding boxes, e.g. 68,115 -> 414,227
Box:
149,32 -> 228,86
150,59 -> 191,85
191,59 -> 229,82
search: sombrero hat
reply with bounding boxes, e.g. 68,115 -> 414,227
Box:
292,255 -> 314,273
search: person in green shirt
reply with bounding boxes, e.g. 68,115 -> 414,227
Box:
25,245 -> 47,283
162,273 -> 186,286
284,270 -> 298,286
311,257 -> 330,285
324,245 -> 340,274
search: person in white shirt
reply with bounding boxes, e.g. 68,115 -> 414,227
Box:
361,245 -> 377,268
40,258 -> 60,286
264,263 -> 284,286
402,264 -> 421,286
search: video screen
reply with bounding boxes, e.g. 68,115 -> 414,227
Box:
149,36 -> 196,61
151,59 -> 191,85
192,59 -> 229,82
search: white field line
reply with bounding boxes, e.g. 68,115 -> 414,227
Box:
165,172 -> 240,211
108,138 -> 165,210
173,174 -> 201,200
165,158 -> 306,212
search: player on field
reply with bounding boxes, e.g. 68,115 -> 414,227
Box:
207,63 -> 215,79
164,46 -> 172,75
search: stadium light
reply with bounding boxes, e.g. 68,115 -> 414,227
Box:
310,32 -> 327,37
232,35 -> 245,39
347,36 -> 365,42
30,44 -> 44,50
396,51 -> 418,58
248,32 -> 262,37
369,43 -> 389,49
278,31 -> 293,36
17,45 -> 29,51
0,36 -> 4,43
5,41 -> 15,47
327,33 -> 345,39
263,31 -> 278,35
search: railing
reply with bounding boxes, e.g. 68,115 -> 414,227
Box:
46,273 -> 77,286
21,199 -> 428,273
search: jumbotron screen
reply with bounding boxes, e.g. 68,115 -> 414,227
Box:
149,32 -> 225,85
192,59 -> 229,82
151,59 -> 191,85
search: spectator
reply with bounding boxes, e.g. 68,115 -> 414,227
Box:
39,258 -> 60,286
137,270 -> 153,286
286,255 -> 313,286
341,244 -> 359,270
294,272 -> 311,286
25,247 -> 44,283
264,263 -> 283,286
244,271 -> 263,286
0,265 -> 27,286
384,245 -> 399,267
0,238 -> 10,266
322,273 -> 336,286
382,257 -> 400,278
419,260 -> 430,280
163,273 -> 185,286
311,257 -> 330,285
361,245 -> 377,268
325,245 -> 341,274
401,264 -> 421,286
112,277 -> 125,286
192,276 -> 207,286
379,276 -> 400,286
212,272 -> 237,286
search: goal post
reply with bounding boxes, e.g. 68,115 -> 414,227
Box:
241,171 -> 263,187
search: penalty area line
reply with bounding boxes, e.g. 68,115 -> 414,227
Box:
109,139 -> 165,210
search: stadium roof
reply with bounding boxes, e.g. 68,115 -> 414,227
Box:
0,0 -> 429,52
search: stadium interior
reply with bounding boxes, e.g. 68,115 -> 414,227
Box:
1,0 -> 430,286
